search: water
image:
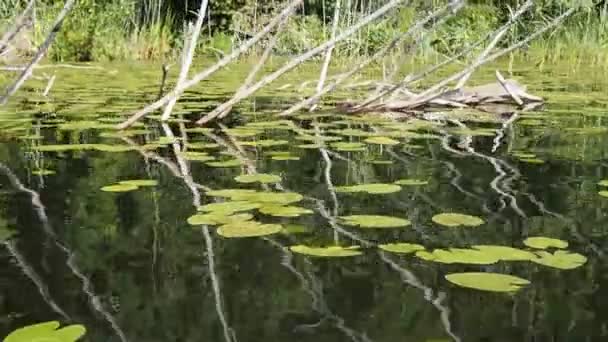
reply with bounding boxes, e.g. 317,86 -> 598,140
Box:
1,60 -> 608,341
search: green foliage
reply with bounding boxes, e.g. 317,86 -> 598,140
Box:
4,321 -> 86,342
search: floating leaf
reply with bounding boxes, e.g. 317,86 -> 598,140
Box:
296,143 -> 324,149
471,245 -> 538,261
235,173 -> 281,184
119,179 -> 158,187
394,179 -> 428,186
339,215 -> 411,228
295,135 -> 342,142
520,158 -> 545,164
4,321 -> 86,342
178,151 -> 215,161
223,128 -> 262,137
58,121 -> 114,131
336,183 -> 401,194
238,139 -> 289,147
523,236 -> 568,249
206,189 -> 258,198
187,142 -> 220,149
331,128 -> 374,137
416,248 -> 499,265
198,201 -> 261,214
93,144 -> 136,153
531,250 -> 587,270
31,169 -> 55,176
599,190 -> 608,198
157,136 -> 179,144
206,159 -> 242,167
187,213 -> 253,226
364,136 -> 400,145
259,205 -> 313,217
217,221 -> 282,238
598,180 -> 608,187
243,191 -> 304,205
431,213 -> 484,227
101,184 -> 139,192
369,159 -> 393,165
445,272 -> 530,292
290,245 -> 362,257
184,127 -> 213,133
379,243 -> 425,254
330,142 -> 366,151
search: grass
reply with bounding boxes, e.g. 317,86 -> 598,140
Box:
1,1 -> 607,69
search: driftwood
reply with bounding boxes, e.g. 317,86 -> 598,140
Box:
338,72 -> 544,116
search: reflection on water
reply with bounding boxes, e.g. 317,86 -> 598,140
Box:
1,61 -> 608,341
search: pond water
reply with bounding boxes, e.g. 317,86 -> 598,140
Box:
1,60 -> 608,341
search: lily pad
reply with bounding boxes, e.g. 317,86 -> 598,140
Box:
290,245 -> 362,257
339,215 -> 411,228
295,135 -> 342,142
379,243 -> 425,254
178,151 -> 215,161
243,191 -> 304,205
599,191 -> 608,198
336,183 -> 401,194
206,189 -> 258,198
364,136 -> 400,145
206,159 -> 242,167
217,221 -> 282,238
598,180 -> 608,187
119,179 -> 158,187
531,250 -> 587,270
259,205 -> 313,217
416,248 -> 499,265
198,201 -> 261,214
471,245 -> 538,261
394,179 -> 428,186
31,169 -> 56,176
331,128 -> 374,137
238,139 -> 289,147
330,142 -> 366,152
520,158 -> 545,164
187,213 -> 253,226
431,213 -> 484,227
445,272 -> 530,292
296,143 -> 324,149
101,184 -> 139,192
235,173 -> 281,184
4,321 -> 86,342
523,236 -> 568,249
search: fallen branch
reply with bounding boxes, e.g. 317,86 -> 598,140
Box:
161,0 -> 209,121
0,0 -> 76,105
196,0 -> 410,125
117,0 -> 303,129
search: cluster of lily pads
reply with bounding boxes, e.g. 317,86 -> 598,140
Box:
187,187 -> 313,238
289,236 -> 586,293
100,179 -> 158,192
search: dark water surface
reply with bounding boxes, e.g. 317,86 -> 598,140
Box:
1,61 -> 608,341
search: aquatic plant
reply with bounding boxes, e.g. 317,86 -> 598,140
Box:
523,236 -> 568,249
431,213 -> 485,227
234,173 -> 282,184
416,248 -> 499,265
217,221 -> 282,238
379,243 -> 425,254
335,183 -> 402,194
339,215 -> 411,228
4,321 -> 86,342
532,250 -> 587,270
290,245 -> 362,257
445,272 -> 530,292
100,184 -> 139,192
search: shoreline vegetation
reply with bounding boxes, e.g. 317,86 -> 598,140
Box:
1,0 -> 607,66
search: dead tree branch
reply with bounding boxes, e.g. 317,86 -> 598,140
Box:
117,0 -> 303,129
0,0 -> 75,105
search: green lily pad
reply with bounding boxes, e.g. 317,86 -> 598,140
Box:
331,128 -> 374,137
519,158 -> 545,164
198,201 -> 261,214
531,250 -> 587,270
296,143 -> 324,149
187,213 -> 253,226
31,169 -> 56,176
379,243 -> 425,254
178,151 -> 215,161
101,184 -> 139,192
206,159 -> 242,167
157,136 -> 179,144
364,136 -> 400,145
119,179 -> 158,187
523,236 -> 568,249
339,215 -> 411,228
187,142 -> 220,149
416,248 -> 499,265
243,191 -> 304,205
599,191 -> 608,198
235,173 -> 281,184
217,221 -> 282,238
295,135 -> 342,142
330,142 -> 366,152
598,180 -> 608,187
431,213 -> 485,227
58,121 -> 114,131
259,205 -> 313,217
369,159 -> 394,165
471,245 -> 538,261
206,189 -> 258,198
238,139 -> 289,147
4,321 -> 86,342
394,179 -> 428,186
184,127 -> 213,133
223,128 -> 262,137
336,183 -> 402,194
290,245 -> 362,257
445,272 -> 530,292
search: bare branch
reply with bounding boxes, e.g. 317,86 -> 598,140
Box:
0,0 -> 35,55
0,0 -> 76,105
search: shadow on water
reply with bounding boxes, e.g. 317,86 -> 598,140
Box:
1,60 -> 608,341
